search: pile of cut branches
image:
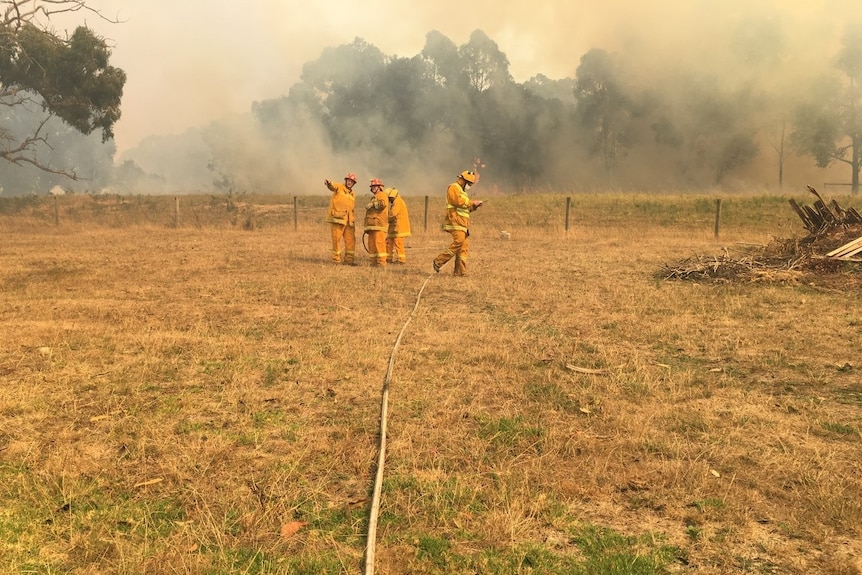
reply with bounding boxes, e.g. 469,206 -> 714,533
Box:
658,241 -> 830,283
661,187 -> 862,284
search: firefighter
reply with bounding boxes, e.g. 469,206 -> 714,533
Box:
364,178 -> 389,267
324,172 -> 357,265
386,187 -> 411,264
432,170 -> 482,276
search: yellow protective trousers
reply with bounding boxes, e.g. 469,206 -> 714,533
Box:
433,229 -> 469,276
366,230 -> 388,266
330,223 -> 356,264
386,236 -> 406,263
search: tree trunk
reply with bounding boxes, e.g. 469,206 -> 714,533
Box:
853,135 -> 861,194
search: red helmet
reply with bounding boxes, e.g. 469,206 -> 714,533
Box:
344,173 -> 357,183
369,178 -> 383,187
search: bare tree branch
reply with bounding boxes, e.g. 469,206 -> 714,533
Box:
2,1 -> 107,30
0,1 -> 123,182
0,112 -> 78,178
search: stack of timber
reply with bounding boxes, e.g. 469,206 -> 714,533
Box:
826,236 -> 862,261
788,185 -> 862,236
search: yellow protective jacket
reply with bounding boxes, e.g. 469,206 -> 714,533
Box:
364,189 -> 389,232
386,188 -> 411,238
442,181 -> 476,232
325,181 -> 356,226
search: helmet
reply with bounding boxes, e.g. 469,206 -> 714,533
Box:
459,170 -> 477,184
387,188 -> 399,198
344,173 -> 357,183
369,178 -> 383,187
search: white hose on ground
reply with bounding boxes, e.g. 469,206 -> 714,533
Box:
363,274 -> 432,575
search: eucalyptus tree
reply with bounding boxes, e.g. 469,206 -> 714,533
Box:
297,37 -> 386,152
792,26 -> 862,192
524,74 -> 577,103
472,83 -> 556,187
574,49 -> 634,176
458,29 -> 512,93
0,0 -> 125,178
371,55 -> 439,153
421,30 -> 466,89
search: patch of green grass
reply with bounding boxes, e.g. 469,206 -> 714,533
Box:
524,381 -> 579,413
0,467 -> 188,573
570,525 -> 683,575
228,430 -> 262,447
200,359 -> 228,374
667,412 -> 710,437
638,439 -> 675,459
476,415 -> 546,464
205,547 -> 345,575
417,534 -> 452,567
485,544 -> 582,573
263,363 -> 279,386
575,340 -> 601,355
251,408 -> 285,429
134,498 -> 188,538
478,415 -> 544,448
381,474 -> 486,529
277,553 -> 345,575
413,536 -> 580,574
406,527 -> 681,575
732,554 -> 781,573
833,386 -> 862,406
174,418 -> 209,434
691,498 -> 725,513
290,498 -> 366,544
686,524 -> 701,541
821,421 -> 858,437
616,376 -> 652,400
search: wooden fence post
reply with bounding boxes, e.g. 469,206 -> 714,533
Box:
174,196 -> 180,227
294,196 -> 298,231
565,196 -> 571,234
54,195 -> 59,226
424,195 -> 429,232
714,198 -> 722,238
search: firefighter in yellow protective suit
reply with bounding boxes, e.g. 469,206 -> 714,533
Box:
364,178 -> 389,267
324,172 -> 357,265
432,170 -> 482,276
386,187 -> 411,264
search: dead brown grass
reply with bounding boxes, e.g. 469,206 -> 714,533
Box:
1,192 -> 860,574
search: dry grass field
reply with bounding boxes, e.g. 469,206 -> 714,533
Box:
1,192 -> 861,574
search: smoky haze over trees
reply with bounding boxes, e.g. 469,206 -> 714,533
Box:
5,10 -> 862,195
792,28 -> 862,193
200,21 -> 862,194
243,22 -> 862,194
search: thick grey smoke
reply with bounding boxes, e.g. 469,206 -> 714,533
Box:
65,0 -> 862,191
77,1 -> 850,154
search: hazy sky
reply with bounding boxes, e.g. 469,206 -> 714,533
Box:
60,0 -> 856,154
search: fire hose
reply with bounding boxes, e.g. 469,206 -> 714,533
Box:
363,273 -> 432,575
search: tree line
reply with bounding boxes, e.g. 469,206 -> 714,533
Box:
2,6 -> 862,194
246,27 -> 862,192
152,21 -> 862,195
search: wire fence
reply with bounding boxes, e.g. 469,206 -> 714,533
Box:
2,191 -> 843,238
